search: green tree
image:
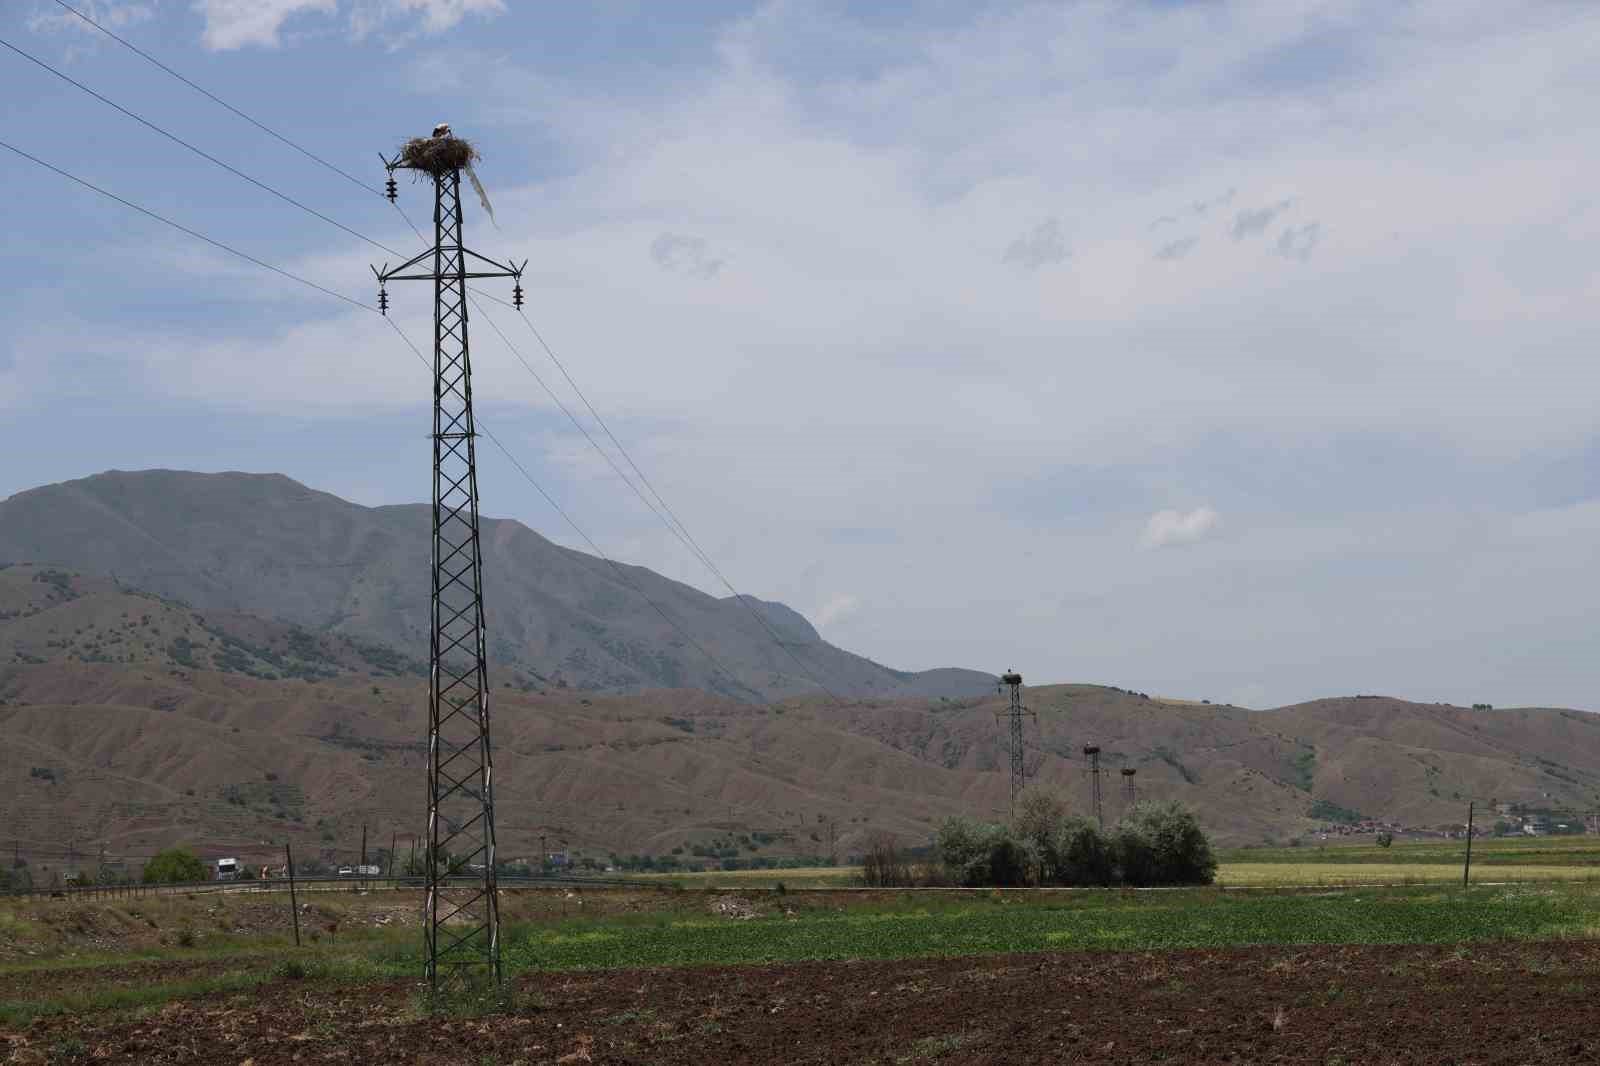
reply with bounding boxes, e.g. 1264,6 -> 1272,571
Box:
1013,785 -> 1070,881
142,846 -> 205,884
1113,801 -> 1216,886
936,816 -> 992,886
1056,815 -> 1116,886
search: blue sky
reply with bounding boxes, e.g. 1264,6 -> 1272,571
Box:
4,0 -> 1600,710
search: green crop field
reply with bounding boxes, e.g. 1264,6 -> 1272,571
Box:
636,866 -> 860,888
1219,834 -> 1600,867
497,884 -> 1600,973
1219,862 -> 1600,886
8,883 -> 1600,1028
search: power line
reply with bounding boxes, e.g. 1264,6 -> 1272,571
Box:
0,138 -> 372,311
31,0 -> 824,703
381,319 -> 756,701
469,294 -> 843,702
35,19 -> 820,704
40,0 -> 438,255
0,34 -> 411,259
48,0 -> 384,199
1,135 -> 753,699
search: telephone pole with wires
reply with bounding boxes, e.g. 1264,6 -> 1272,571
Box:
374,126 -> 525,994
995,671 -> 1035,815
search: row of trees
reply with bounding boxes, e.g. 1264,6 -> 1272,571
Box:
864,789 -> 1217,888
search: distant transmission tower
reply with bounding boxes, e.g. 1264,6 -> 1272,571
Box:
1083,744 -> 1104,828
1121,766 -> 1138,808
996,671 -> 1035,813
375,127 -> 525,993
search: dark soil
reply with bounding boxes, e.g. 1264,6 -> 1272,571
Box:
7,940 -> 1600,1064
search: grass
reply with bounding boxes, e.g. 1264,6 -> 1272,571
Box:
496,884 -> 1600,973
1219,862 -> 1600,886
1220,834 -> 1600,867
12,880 -> 1600,1023
640,865 -> 860,888
0,950 -> 398,1026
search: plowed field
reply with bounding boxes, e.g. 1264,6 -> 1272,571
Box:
7,940 -> 1600,1065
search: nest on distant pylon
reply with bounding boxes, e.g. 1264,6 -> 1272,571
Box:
397,136 -> 479,176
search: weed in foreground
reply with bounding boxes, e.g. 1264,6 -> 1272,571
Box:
897,1031 -> 987,1062
409,977 -> 537,1020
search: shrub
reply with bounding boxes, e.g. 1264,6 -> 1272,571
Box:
936,817 -> 992,886
940,793 -> 1214,889
986,830 -> 1034,887
142,846 -> 206,884
1013,785 -> 1069,881
1056,815 -> 1115,886
1113,801 -> 1216,886
862,831 -> 913,887
935,818 -> 1034,887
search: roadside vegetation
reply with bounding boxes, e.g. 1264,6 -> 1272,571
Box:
863,790 -> 1216,888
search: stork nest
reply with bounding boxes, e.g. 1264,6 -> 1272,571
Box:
397,136 -> 479,176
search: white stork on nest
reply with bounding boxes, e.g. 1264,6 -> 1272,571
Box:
434,122 -> 497,228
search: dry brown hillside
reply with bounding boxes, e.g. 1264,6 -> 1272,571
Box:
4,560 -> 1598,878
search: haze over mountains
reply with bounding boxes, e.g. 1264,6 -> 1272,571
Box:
2,470 -> 1598,871
0,470 -> 993,702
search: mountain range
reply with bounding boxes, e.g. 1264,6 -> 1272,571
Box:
2,470 -> 1597,872
0,470 -> 993,702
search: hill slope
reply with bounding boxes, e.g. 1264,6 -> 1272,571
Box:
0,470 -> 993,702
3,565 -> 1597,875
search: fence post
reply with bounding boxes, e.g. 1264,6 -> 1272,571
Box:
1462,801 -> 1475,888
285,843 -> 301,947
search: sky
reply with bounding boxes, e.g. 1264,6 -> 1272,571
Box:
3,0 -> 1599,711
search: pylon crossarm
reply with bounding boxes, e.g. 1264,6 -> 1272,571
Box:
373,244 -> 436,282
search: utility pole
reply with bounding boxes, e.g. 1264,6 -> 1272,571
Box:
539,833 -> 547,875
1462,801 -> 1475,888
285,843 -> 300,947
361,823 -> 368,868
1121,767 -> 1137,809
388,831 -> 397,879
1084,745 -> 1104,829
995,671 -> 1035,815
376,126 -> 525,994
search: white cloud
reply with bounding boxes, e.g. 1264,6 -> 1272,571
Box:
814,593 -> 861,629
650,233 -> 724,279
1141,507 -> 1221,550
21,0 -> 1600,709
1003,218 -> 1069,270
191,0 -> 503,50
192,0 -> 335,49
1231,200 -> 1293,240
28,1 -> 156,36
1156,236 -> 1199,261
1276,222 -> 1322,262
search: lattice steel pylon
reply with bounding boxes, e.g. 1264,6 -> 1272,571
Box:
1083,744 -> 1104,828
995,671 -> 1034,814
1121,766 -> 1137,809
374,133 -> 525,993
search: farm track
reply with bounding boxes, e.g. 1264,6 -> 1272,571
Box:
7,940 -> 1600,1064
